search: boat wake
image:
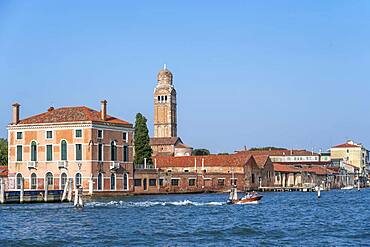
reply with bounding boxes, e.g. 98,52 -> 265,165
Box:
86,200 -> 225,208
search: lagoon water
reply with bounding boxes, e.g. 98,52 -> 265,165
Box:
1,189 -> 370,246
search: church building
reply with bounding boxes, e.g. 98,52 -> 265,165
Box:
150,65 -> 192,156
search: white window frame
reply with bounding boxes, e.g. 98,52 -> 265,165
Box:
45,144 -> 53,162
97,143 -> 104,162
16,145 -> 23,162
122,132 -> 128,142
16,131 -> 23,140
110,173 -> 116,191
30,173 -> 37,190
75,129 -> 83,139
75,143 -> 83,161
123,173 -> 129,191
75,172 -> 82,189
97,173 -> 104,191
45,130 -> 53,140
60,172 -> 68,190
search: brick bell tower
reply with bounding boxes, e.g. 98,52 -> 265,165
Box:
154,64 -> 177,138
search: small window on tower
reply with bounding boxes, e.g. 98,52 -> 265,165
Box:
158,96 -> 160,102
161,96 -> 164,102
165,96 -> 167,101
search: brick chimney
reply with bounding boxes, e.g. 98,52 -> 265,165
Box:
12,103 -> 20,124
100,100 -> 107,121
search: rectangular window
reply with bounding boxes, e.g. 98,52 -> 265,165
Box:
123,132 -> 127,141
218,179 -> 225,186
171,179 -> 179,186
46,145 -> 53,161
123,146 -> 129,162
184,169 -> 189,173
16,145 -> 22,161
188,178 -> 196,186
149,179 -> 156,187
98,130 -> 103,139
16,132 -> 23,140
134,179 -> 142,187
75,129 -> 82,138
98,144 -> 103,161
46,131 -> 53,139
75,144 -> 82,160
159,178 -> 164,187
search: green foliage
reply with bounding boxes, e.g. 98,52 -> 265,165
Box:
218,152 -> 229,155
249,146 -> 287,151
192,149 -> 210,156
0,138 -> 8,166
134,113 -> 153,165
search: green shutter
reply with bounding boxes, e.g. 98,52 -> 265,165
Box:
46,145 -> 53,161
16,145 -> 22,161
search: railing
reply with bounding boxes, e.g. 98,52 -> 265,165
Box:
27,161 -> 37,169
135,164 -> 155,169
58,161 -> 68,169
110,161 -> 120,170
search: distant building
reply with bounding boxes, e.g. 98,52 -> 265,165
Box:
150,65 -> 192,156
330,140 -> 369,175
7,101 -> 135,193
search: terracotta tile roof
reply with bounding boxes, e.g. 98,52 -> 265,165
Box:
332,143 -> 360,148
0,166 -> 8,177
252,155 -> 271,168
15,106 -> 131,126
302,166 -> 339,175
239,149 -> 319,156
154,153 -> 253,168
150,137 -> 182,146
175,143 -> 192,149
273,163 -> 339,175
273,163 -> 300,173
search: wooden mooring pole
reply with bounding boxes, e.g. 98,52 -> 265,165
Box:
20,178 -> 24,203
0,178 -> 5,204
44,180 -> 48,202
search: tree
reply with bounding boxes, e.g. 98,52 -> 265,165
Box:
192,149 -> 210,156
134,113 -> 152,165
249,146 -> 287,151
218,152 -> 229,155
0,138 -> 8,166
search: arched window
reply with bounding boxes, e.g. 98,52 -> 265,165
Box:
97,173 -> 103,191
75,173 -> 82,188
31,141 -> 37,161
110,141 -> 117,161
16,173 -> 23,190
110,173 -> 116,190
61,140 -> 67,160
61,173 -> 67,189
123,173 -> 128,191
46,172 -> 53,186
30,173 -> 37,190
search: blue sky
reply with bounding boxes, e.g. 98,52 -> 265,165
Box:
1,1 -> 370,153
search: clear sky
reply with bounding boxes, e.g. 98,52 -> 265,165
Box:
1,1 -> 370,153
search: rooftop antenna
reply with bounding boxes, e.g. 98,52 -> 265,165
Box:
163,63 -> 167,70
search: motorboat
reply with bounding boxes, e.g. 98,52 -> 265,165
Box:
226,186 -> 263,205
341,186 -> 354,190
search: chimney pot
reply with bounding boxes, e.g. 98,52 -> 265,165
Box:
101,100 -> 107,121
48,107 -> 54,112
12,103 -> 20,124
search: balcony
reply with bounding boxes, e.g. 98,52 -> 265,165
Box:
110,161 -> 120,170
27,161 -> 37,169
58,161 -> 68,169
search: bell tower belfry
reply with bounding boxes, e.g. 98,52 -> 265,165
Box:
154,64 -> 177,138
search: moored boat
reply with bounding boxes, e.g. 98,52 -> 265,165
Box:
341,186 -> 354,190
